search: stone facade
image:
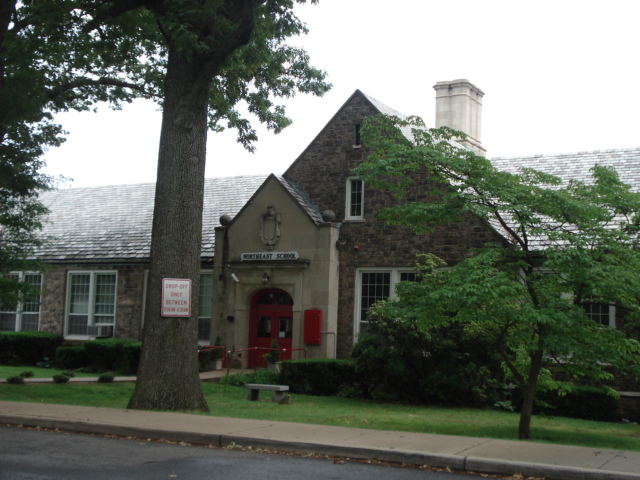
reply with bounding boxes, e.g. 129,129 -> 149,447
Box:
212,175 -> 340,368
38,264 -> 147,341
284,91 -> 505,357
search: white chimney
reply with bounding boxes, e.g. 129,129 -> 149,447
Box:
433,79 -> 485,156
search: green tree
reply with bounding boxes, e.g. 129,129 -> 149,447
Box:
355,114 -> 640,440
100,0 -> 329,412
2,0 -> 329,409
1,0 -> 161,300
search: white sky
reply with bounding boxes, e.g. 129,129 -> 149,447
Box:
43,0 -> 640,189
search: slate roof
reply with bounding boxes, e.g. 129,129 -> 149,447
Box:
275,176 -> 325,224
490,147 -> 640,190
361,91 -> 416,143
36,175 -> 269,263
487,148 -> 640,249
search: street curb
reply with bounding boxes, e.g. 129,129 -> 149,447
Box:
2,414 -> 639,480
464,457 -> 640,480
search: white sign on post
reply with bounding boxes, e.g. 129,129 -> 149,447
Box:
161,278 -> 191,317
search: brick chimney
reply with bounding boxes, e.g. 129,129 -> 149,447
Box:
433,79 -> 485,156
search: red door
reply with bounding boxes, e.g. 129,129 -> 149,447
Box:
249,289 -> 293,368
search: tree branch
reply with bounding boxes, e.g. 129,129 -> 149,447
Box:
46,77 -> 153,104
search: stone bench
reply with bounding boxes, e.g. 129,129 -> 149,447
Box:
244,383 -> 289,403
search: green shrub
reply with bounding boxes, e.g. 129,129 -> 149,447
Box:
351,333 -> 401,399
83,339 -> 140,374
198,338 -> 225,371
0,331 -> 63,366
98,372 -> 115,383
6,375 -> 25,384
351,318 -> 503,407
20,371 -> 34,378
52,374 -> 70,384
55,346 -> 89,370
265,338 -> 280,363
530,386 -> 620,422
198,348 -> 215,372
121,342 -> 141,375
277,359 -> 355,396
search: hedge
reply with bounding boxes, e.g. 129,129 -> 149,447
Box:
0,331 -> 63,366
55,346 -> 89,370
82,339 -> 141,375
535,386 -> 620,422
277,359 -> 356,396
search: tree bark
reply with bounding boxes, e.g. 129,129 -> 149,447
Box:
518,344 -> 545,440
128,46 -> 213,412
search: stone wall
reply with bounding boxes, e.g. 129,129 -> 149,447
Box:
39,264 -> 146,341
39,267 -> 66,335
285,92 -> 505,357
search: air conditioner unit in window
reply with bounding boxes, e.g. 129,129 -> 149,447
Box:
87,325 -> 114,338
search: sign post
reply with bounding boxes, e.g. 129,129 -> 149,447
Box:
161,278 -> 191,317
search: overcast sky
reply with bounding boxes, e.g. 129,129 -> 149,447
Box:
43,0 -> 640,189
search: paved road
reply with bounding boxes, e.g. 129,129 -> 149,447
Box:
0,426 -> 507,480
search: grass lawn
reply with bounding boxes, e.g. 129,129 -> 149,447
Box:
1,378 -> 639,452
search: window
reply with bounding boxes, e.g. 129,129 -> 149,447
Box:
354,124 -> 362,146
355,268 -> 415,337
0,272 -> 42,332
66,271 -> 116,337
584,301 -> 615,327
346,177 -> 364,220
198,272 -> 213,343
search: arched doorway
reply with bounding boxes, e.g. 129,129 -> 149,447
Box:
248,288 -> 293,368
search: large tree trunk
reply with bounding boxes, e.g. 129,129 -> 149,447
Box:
128,47 -> 212,412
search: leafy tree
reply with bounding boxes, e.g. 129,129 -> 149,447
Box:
1,0 -> 161,300
94,0 -> 329,412
354,114 -> 640,440
3,0 -> 329,410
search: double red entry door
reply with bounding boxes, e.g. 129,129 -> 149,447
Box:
249,289 -> 293,368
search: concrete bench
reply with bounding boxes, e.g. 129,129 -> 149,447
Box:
244,383 -> 289,403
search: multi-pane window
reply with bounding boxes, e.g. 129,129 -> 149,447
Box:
346,177 -> 364,220
0,273 -> 42,332
66,272 -> 116,337
584,302 -> 615,327
355,268 -> 415,337
198,272 -> 213,343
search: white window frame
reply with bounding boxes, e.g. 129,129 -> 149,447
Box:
198,271 -> 213,344
345,176 -> 364,221
583,301 -> 616,328
65,271 -> 117,339
354,267 -> 416,338
0,272 -> 42,332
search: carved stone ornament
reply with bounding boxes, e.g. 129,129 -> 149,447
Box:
260,206 -> 281,250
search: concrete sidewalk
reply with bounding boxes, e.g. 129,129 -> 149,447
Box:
1,398 -> 639,480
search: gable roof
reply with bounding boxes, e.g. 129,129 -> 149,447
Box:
36,175 -> 268,263
217,174 -> 327,230
283,89 -> 413,178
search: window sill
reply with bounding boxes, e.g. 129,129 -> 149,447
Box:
64,335 -> 90,341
